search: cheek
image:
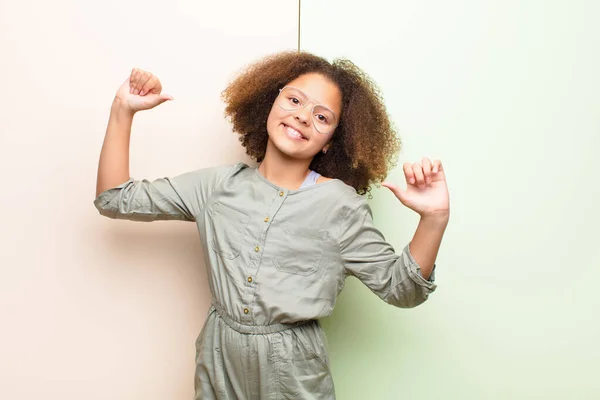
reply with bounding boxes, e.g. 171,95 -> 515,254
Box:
313,133 -> 333,147
266,105 -> 283,132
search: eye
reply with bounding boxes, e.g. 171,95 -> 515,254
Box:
289,96 -> 301,105
315,114 -> 329,123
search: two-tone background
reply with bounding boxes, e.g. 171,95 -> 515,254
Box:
1,1 -> 598,398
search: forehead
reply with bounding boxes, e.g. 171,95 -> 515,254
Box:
285,73 -> 342,115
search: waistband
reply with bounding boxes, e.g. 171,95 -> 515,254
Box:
211,302 -> 314,334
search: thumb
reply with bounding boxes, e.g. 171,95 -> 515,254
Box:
381,182 -> 409,204
156,93 -> 174,104
144,93 -> 174,107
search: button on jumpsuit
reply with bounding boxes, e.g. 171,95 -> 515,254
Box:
94,163 -> 437,399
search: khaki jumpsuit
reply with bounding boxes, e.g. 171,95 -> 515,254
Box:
94,163 -> 437,399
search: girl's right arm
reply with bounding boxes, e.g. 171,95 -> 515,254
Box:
96,69 -> 173,197
93,69 -> 236,223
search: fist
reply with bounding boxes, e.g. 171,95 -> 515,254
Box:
114,68 -> 173,113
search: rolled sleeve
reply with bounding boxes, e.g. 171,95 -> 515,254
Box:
338,197 -> 438,308
93,164 -> 238,222
391,244 -> 437,307
94,176 -> 194,222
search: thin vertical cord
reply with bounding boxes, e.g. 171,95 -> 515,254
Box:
297,0 -> 301,51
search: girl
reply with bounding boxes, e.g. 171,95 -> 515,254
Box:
94,51 -> 449,399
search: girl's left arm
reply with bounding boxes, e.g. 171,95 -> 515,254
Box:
407,213 -> 449,280
382,157 -> 450,280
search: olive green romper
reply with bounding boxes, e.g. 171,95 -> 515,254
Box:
94,163 -> 437,399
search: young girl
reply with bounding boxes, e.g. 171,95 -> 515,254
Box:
94,51 -> 449,399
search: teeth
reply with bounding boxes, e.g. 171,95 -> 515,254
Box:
285,125 -> 304,139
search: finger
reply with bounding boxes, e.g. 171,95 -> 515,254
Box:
131,69 -> 146,94
422,157 -> 433,184
412,163 -> 425,188
129,68 -> 137,84
130,68 -> 141,94
433,159 -> 443,173
138,74 -> 155,96
134,71 -> 151,95
403,163 -> 415,185
149,77 -> 162,95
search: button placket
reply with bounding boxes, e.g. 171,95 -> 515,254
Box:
251,188 -> 285,264
243,187 -> 289,322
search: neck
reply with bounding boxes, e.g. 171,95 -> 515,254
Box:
258,140 -> 312,190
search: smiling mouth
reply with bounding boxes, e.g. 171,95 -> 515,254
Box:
283,124 -> 307,140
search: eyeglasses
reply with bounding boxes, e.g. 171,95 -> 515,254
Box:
276,86 -> 339,134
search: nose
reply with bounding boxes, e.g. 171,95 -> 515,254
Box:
293,106 -> 311,126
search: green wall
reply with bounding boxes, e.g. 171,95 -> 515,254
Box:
303,1 -> 600,398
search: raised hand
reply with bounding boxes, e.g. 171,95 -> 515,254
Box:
114,68 -> 173,114
382,158 -> 450,219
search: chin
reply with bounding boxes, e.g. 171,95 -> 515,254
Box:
273,141 -> 309,160
267,129 -> 312,161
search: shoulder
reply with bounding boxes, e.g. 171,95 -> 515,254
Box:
322,184 -> 373,242
321,179 -> 370,219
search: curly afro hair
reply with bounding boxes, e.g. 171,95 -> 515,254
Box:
222,51 -> 401,196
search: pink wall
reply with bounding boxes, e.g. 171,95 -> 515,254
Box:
0,1 -> 297,398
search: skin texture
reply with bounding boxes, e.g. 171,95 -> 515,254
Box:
265,73 -> 341,162
258,73 -> 341,190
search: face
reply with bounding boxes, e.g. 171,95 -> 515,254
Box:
265,73 -> 342,161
